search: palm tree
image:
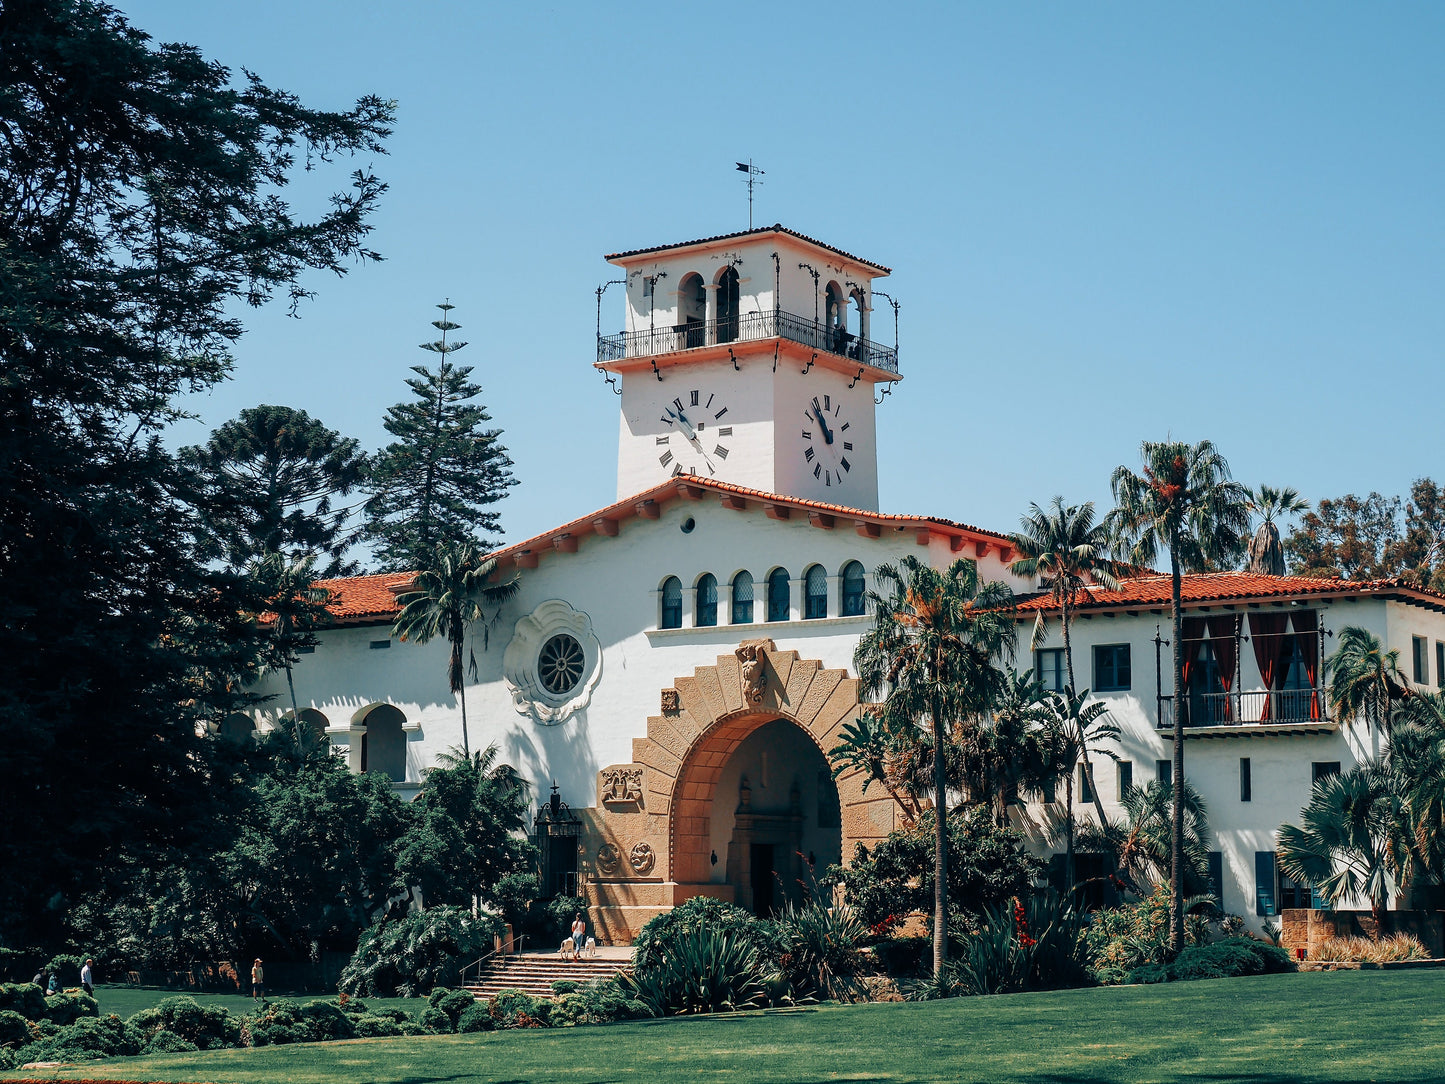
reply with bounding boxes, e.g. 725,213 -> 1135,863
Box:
1080,779 -> 1211,897
828,711 -> 928,824
1043,689 -> 1119,887
1328,626 -> 1413,732
1278,764 -> 1414,933
1246,485 -> 1309,576
1010,498 -> 1125,843
392,542 -> 520,757
1386,713 -> 1445,879
854,555 -> 1016,978
1108,439 -> 1250,953
959,668 -> 1056,827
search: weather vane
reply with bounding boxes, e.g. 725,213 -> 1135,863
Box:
735,160 -> 764,229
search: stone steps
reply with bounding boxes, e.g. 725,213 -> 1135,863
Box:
463,954 -> 631,1000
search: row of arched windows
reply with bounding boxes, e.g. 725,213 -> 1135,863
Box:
659,561 -> 867,630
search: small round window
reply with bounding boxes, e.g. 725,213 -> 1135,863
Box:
538,633 -> 585,696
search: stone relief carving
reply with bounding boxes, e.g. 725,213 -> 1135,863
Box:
501,599 -> 603,726
661,688 -> 680,713
629,841 -> 656,875
596,843 -> 620,875
601,767 -> 643,805
736,640 -> 770,706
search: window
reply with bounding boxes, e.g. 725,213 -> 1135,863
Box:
1156,759 -> 1172,785
1437,642 -> 1444,689
538,634 -> 585,695
660,576 -> 682,629
1116,761 -> 1133,802
1036,648 -> 1066,692
767,568 -> 790,622
1078,764 -> 1093,805
296,645 -> 315,654
1255,851 -> 1277,916
731,571 -> 754,624
369,640 -> 390,650
1043,775 -> 1056,804
1093,644 -> 1131,692
695,573 -> 718,627
804,564 -> 828,620
1312,761 -> 1341,785
1415,636 -> 1430,685
1207,851 -> 1224,903
841,561 -> 866,617
1240,757 -> 1252,802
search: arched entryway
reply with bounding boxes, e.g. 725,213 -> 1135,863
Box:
673,715 -> 841,915
350,703 -> 406,781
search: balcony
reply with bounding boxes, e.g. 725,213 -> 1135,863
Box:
1158,689 -> 1330,731
598,309 -> 899,375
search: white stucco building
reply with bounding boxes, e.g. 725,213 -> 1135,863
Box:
246,224 -> 1445,941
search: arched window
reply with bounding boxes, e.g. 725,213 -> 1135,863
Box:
841,561 -> 866,617
695,573 -> 718,627
825,281 -> 844,329
660,576 -> 683,629
354,704 -> 406,783
767,568 -> 791,623
716,266 -> 740,343
804,564 -> 828,620
679,272 -> 705,349
732,571 -> 754,624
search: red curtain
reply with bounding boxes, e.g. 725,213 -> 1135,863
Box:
1292,610 -> 1320,719
1180,617 -> 1206,726
1249,612 -> 1289,721
1207,615 -> 1238,721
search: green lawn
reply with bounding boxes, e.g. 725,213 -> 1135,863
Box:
82,986 -> 426,1022
9,969 -> 1445,1084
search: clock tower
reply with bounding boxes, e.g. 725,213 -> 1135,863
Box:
597,225 -> 899,511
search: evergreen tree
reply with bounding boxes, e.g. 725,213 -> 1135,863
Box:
365,303 -> 517,571
0,0 -> 391,947
181,404 -> 369,574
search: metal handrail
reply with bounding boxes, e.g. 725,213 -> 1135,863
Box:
1158,688 -> 1329,728
598,308 -> 900,374
458,932 -> 527,988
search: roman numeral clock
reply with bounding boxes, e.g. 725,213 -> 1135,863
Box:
597,225 -> 899,512
656,389 -> 734,478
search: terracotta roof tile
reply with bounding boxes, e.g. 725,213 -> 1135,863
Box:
1014,570 -> 1445,614
605,224 -> 890,275
312,571 -> 416,624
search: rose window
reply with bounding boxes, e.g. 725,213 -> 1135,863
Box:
538,633 -> 585,696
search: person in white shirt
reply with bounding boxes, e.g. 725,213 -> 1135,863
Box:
80,959 -> 94,997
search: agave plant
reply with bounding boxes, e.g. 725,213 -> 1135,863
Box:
774,900 -> 868,1002
619,927 -> 769,1016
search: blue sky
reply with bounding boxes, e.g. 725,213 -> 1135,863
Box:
122,0 -> 1444,550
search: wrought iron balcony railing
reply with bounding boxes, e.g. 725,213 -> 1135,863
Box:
598,308 -> 899,374
1157,689 -> 1329,729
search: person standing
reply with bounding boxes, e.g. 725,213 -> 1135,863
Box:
80,959 -> 94,997
251,958 -> 265,999
570,914 -> 585,963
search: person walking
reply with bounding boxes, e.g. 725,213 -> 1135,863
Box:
570,914 -> 586,963
250,958 -> 265,999
80,959 -> 94,997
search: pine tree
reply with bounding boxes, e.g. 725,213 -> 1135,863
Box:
365,303 -> 517,571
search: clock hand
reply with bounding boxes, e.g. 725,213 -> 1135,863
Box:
811,405 -> 834,445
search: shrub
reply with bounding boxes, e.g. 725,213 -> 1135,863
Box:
427,987 -> 477,1030
1083,885 -> 1210,985
144,1028 -> 199,1054
0,983 -> 46,1022
341,906 -> 501,997
947,892 -> 1090,997
488,988 -> 552,1028
551,976 -> 650,1025
16,1013 -> 143,1063
456,1003 -> 494,1033
0,1008 -> 31,1047
128,995 -> 238,1050
550,979 -> 580,996
632,896 -> 776,974
417,1007 -> 452,1034
43,954 -> 83,985
298,999 -> 357,1041
1313,934 -> 1430,963
241,998 -> 312,1046
622,927 -> 769,1016
43,989 -> 99,1025
1169,937 -> 1293,981
1125,963 -> 1171,984
354,1013 -> 404,1037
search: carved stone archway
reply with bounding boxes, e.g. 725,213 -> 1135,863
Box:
583,638 -> 897,942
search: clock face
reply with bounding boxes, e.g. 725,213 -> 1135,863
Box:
656,388 -> 734,478
800,393 -> 854,490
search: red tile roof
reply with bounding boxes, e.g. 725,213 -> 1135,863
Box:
312,478 -> 1015,622
605,224 -> 891,275
1014,570 -> 1445,615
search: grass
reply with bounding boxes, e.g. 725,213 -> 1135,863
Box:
7,969 -> 1445,1083
80,986 -> 426,1022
